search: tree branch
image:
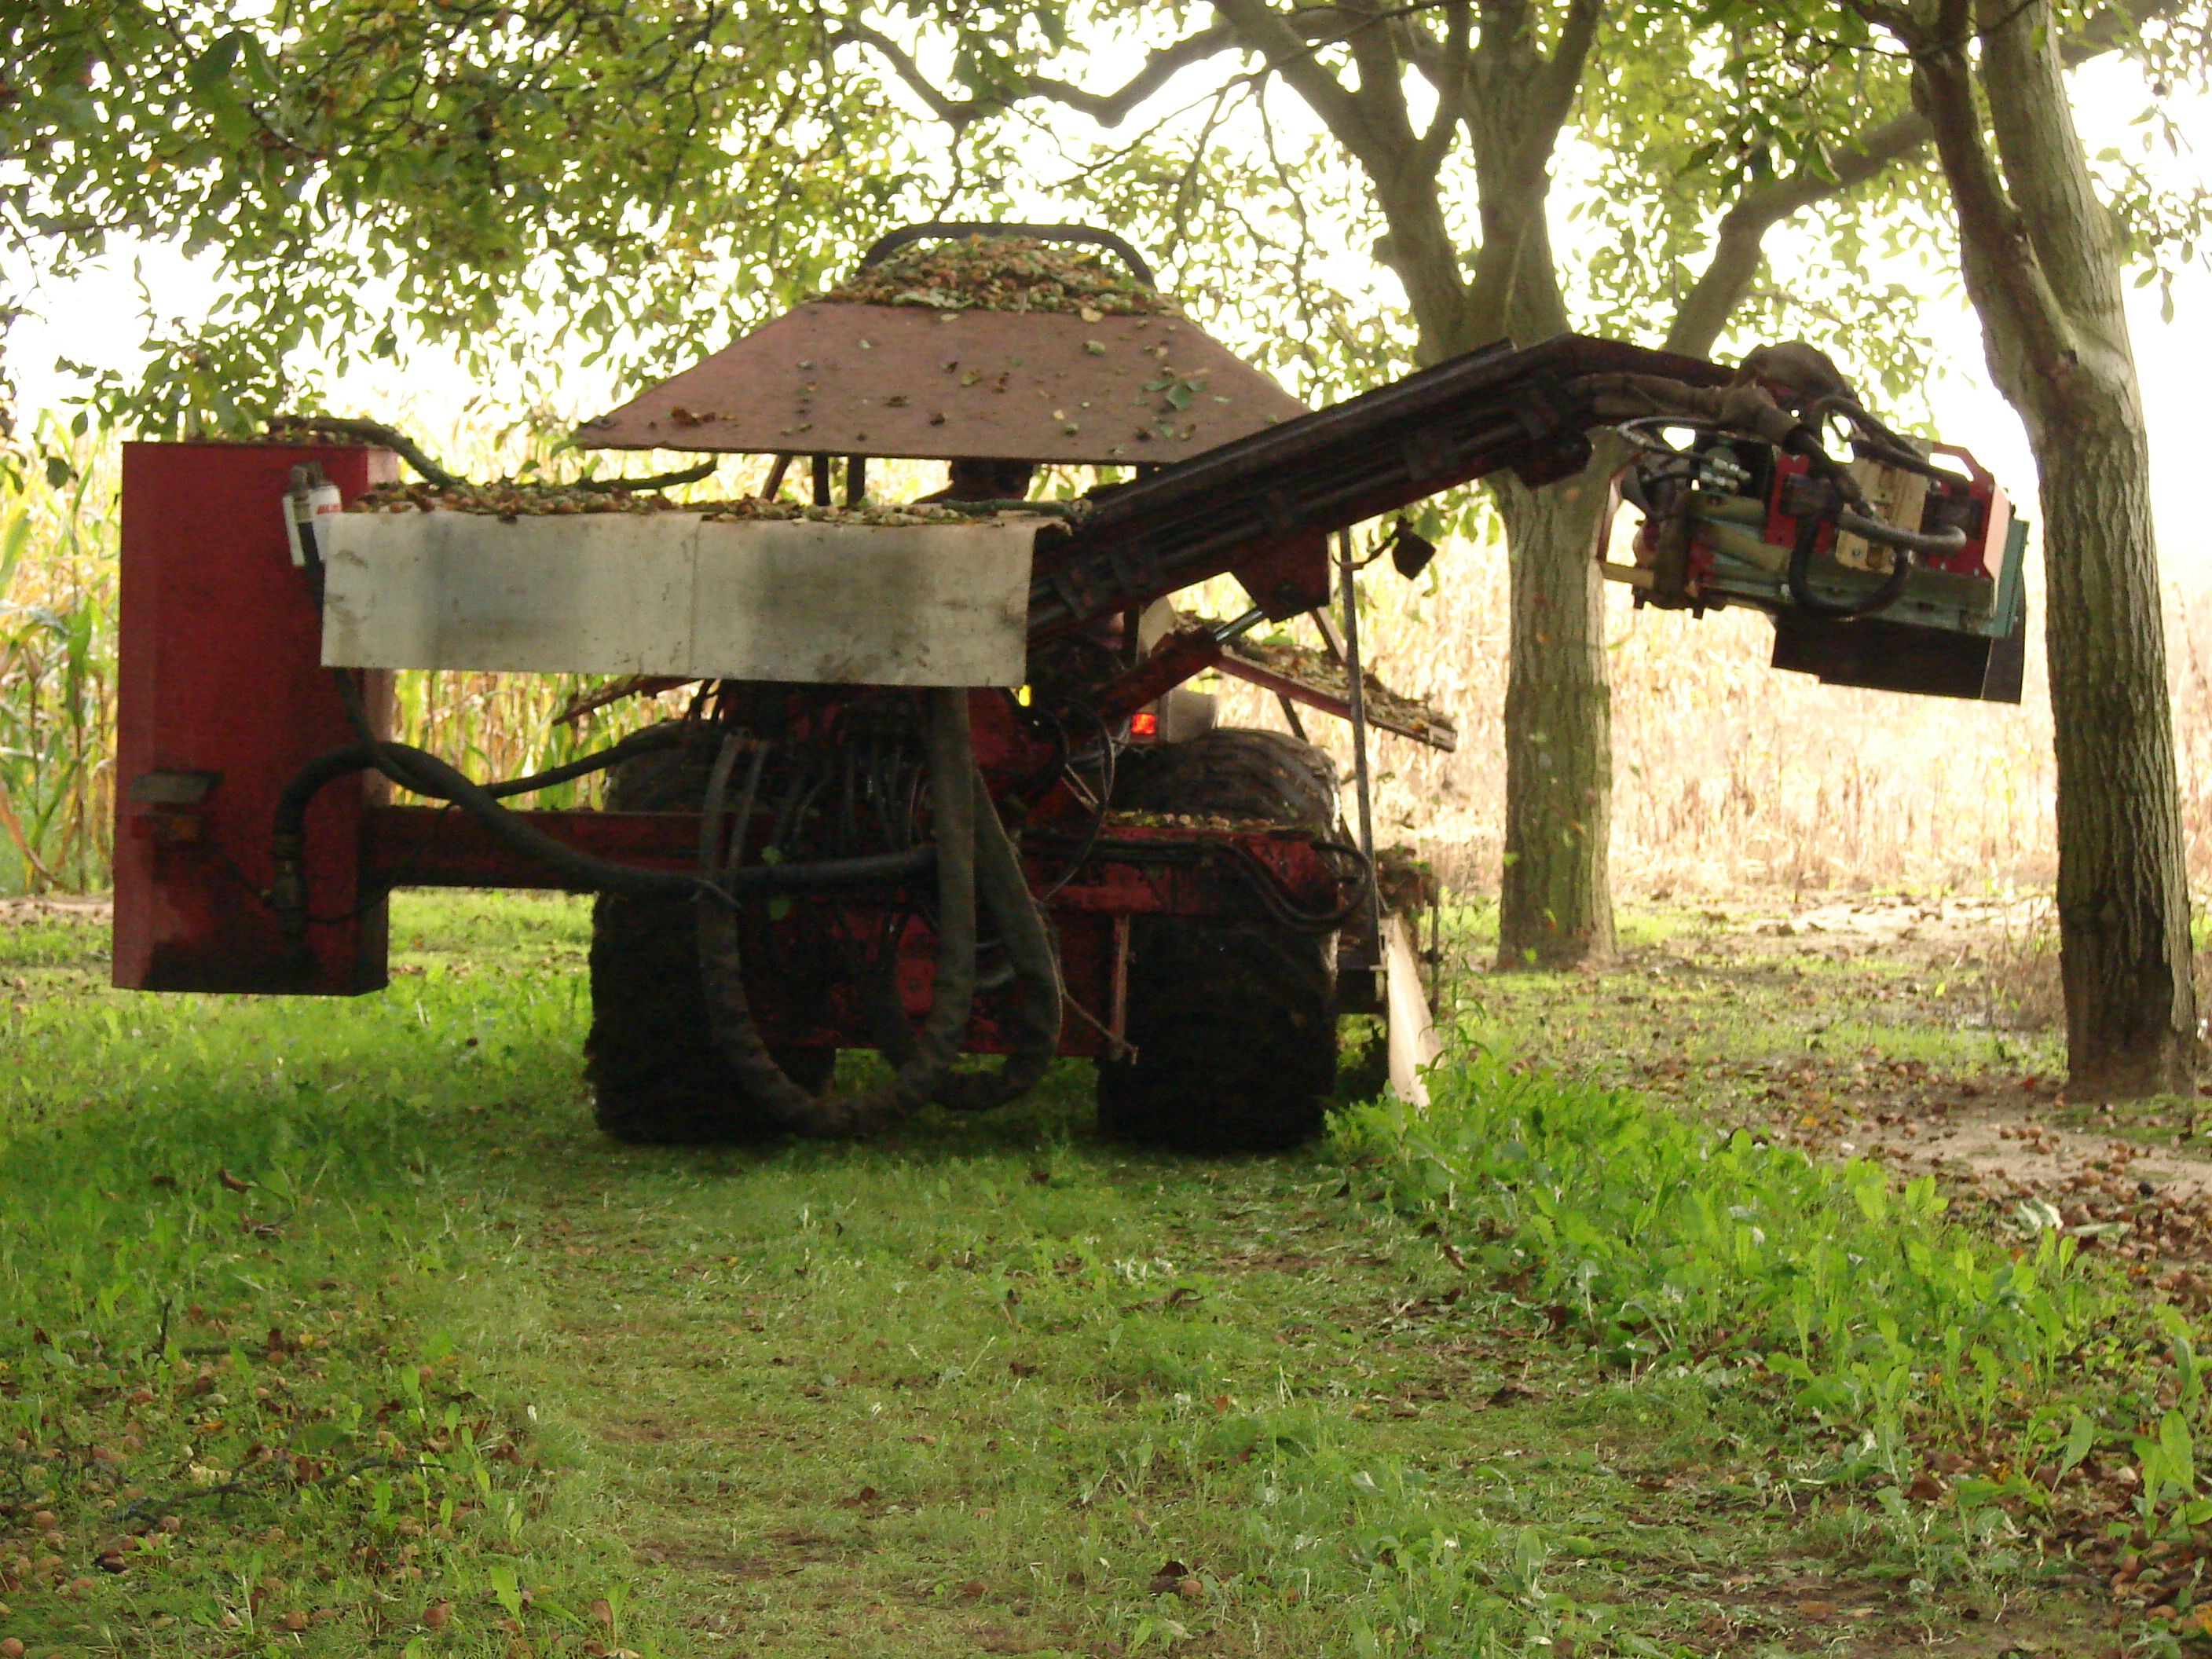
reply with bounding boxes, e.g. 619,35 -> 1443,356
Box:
1408,0 -> 1471,179
1025,24 -> 1242,127
1530,0 -> 1604,138
1664,108 -> 1933,358
1855,0 -> 2078,394
1210,0 -> 1370,156
1670,0 -> 2180,362
833,19 -> 1239,132
1979,0 -> 2130,333
1460,0 -> 1603,346
1342,0 -> 1426,168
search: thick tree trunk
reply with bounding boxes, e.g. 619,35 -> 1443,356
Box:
1479,192 -> 1615,970
1494,469 -> 1616,967
2033,387 -> 2196,1096
1890,0 -> 2198,1097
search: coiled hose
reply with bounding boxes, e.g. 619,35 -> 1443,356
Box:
692,690 -> 978,1135
879,764 -> 1064,1114
1784,511 -> 1914,618
691,693 -> 1063,1132
270,713 -> 932,945
276,676 -> 1060,1130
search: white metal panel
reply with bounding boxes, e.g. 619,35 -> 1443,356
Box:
322,512 -> 694,677
1383,913 -> 1442,1109
321,510 -> 1035,687
690,518 -> 1031,685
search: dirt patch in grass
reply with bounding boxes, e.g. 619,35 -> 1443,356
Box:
1450,887 -> 2212,1246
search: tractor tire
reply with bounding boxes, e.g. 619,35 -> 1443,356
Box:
1095,729 -> 1340,1153
584,723 -> 834,1144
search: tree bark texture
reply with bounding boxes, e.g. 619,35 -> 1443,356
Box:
1212,0 -> 1620,969
1461,52 -> 1621,969
2038,402 -> 2197,1096
1885,0 -> 2196,1095
1493,469 -> 1617,966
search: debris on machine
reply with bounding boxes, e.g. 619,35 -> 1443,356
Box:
694,496 -> 997,528
1101,809 -> 1294,834
1372,845 -> 1440,916
346,480 -> 693,516
343,478 -> 994,528
1213,631 -> 1459,751
816,235 -> 1179,317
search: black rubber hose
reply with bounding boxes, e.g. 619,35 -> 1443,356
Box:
366,740 -> 925,892
1833,507 -> 1968,559
1784,511 -> 1914,618
928,770 -> 1064,1112
270,742 -> 391,942
698,731 -> 767,878
270,738 -> 932,940
845,760 -> 1067,1112
694,689 -> 980,1137
481,724 -> 693,800
1036,700 -> 1116,903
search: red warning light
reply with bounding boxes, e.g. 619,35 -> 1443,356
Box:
1130,711 -> 1159,736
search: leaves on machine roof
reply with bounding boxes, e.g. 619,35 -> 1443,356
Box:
815,236 -> 1179,317
344,480 -> 994,526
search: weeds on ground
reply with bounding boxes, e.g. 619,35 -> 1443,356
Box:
0,891 -> 2160,1657
1335,1056 -> 2212,1641
0,895 -> 668,1657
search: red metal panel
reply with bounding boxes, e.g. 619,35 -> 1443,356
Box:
577,304 -> 1309,466
115,442 -> 397,993
362,807 -> 701,889
362,806 -> 1340,913
357,805 -> 1338,1057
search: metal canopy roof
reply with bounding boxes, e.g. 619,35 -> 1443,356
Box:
575,302 -> 1310,466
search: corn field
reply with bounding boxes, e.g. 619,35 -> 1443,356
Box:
3,426 -> 2207,901
0,416 -> 113,894
0,419 -> 733,896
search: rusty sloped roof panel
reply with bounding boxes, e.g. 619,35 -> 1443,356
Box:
574,303 -> 1310,465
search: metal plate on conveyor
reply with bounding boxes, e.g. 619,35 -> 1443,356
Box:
321,511 -> 1037,687
573,304 -> 1310,465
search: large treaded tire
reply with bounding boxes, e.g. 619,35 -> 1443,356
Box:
1095,729 -> 1340,1153
584,723 -> 833,1144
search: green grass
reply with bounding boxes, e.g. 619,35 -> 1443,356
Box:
1426,899 -> 2065,1104
0,893 -> 2156,1657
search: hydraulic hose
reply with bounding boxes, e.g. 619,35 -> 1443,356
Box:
481,723 -> 692,800
1833,507 -> 1968,559
693,689 -> 980,1137
911,769 -> 1065,1113
950,771 -> 1067,1108
1784,511 -> 1914,618
270,733 -> 932,942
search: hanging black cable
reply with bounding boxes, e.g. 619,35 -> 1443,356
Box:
691,690 -> 981,1136
1784,511 -> 1914,618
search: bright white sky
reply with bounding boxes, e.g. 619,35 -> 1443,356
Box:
9,47 -> 2208,573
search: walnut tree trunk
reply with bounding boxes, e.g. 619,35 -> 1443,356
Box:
1494,468 -> 1617,968
1899,0 -> 2199,1097
2034,385 -> 2196,1096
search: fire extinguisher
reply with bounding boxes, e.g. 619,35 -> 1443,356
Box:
282,462 -> 343,603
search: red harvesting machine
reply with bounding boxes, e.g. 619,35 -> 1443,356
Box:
112,225 -> 2027,1152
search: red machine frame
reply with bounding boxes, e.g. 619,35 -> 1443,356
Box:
112,441 -> 1341,1058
